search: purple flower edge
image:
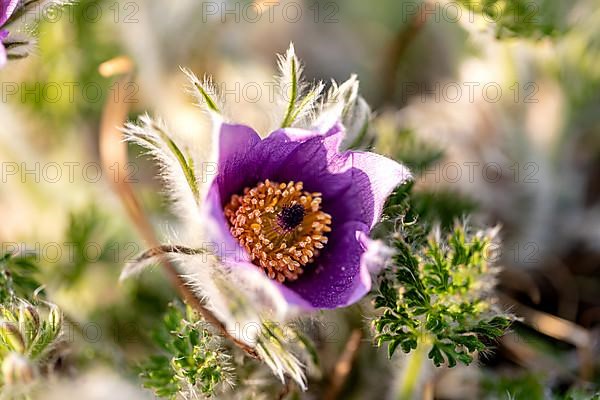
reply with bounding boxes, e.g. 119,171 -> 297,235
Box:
0,0 -> 19,67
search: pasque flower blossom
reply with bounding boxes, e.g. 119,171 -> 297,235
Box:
123,44 -> 410,386
0,0 -> 18,67
206,121 -> 410,309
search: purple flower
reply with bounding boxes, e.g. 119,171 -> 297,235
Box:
121,45 -> 412,385
0,0 -> 18,67
203,121 -> 411,310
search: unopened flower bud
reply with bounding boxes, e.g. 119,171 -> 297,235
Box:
1,353 -> 36,385
0,306 -> 16,322
48,305 -> 62,337
0,322 -> 25,353
19,304 -> 40,343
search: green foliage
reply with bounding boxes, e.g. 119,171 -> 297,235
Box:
138,303 -> 234,399
410,190 -> 476,232
375,127 -> 476,235
389,129 -> 444,175
0,300 -> 63,388
0,252 -> 64,391
373,223 -> 511,367
60,206 -> 112,285
0,253 -> 43,304
372,107 -> 510,373
20,0 -> 125,134
377,181 -> 476,237
481,372 -> 600,400
456,0 -> 567,38
0,301 -> 62,360
561,390 -> 600,400
482,372 -> 546,399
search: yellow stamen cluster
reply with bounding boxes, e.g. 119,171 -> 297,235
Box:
224,180 -> 332,283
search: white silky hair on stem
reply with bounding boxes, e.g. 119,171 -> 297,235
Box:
122,114 -> 202,224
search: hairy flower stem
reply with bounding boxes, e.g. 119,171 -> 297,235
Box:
280,55 -> 298,128
160,253 -> 260,360
324,329 -> 363,400
98,61 -> 259,361
398,339 -> 429,400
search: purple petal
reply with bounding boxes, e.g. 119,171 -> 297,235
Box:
203,181 -> 251,263
349,151 -> 412,228
263,124 -> 411,229
216,123 -> 261,168
286,221 -> 371,308
214,124 -> 344,203
0,0 -> 19,26
0,41 -> 6,68
264,134 -> 367,225
215,123 -> 366,226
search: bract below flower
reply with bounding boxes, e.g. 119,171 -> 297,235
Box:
203,121 -> 411,309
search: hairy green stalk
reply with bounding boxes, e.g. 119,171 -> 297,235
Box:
399,339 -> 429,400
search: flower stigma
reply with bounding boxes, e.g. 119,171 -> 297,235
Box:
224,180 -> 332,283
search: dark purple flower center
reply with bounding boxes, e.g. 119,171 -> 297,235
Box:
277,204 -> 305,231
